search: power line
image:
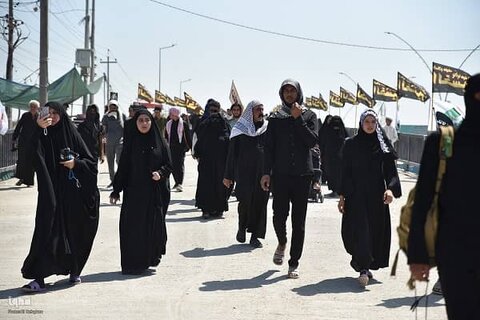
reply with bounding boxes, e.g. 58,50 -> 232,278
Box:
148,0 -> 478,53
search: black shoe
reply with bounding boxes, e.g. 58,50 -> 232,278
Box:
202,211 -> 210,219
15,179 -> 23,186
249,236 -> 263,248
236,228 -> 246,243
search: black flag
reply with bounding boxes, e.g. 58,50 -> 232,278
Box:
373,79 -> 398,102
432,62 -> 470,96
356,84 -> 376,108
397,72 -> 430,102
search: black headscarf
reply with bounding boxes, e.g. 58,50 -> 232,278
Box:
357,109 -> 397,160
463,73 -> 480,130
271,79 -> 307,119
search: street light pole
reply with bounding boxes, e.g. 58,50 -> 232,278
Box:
385,32 -> 438,131
179,78 -> 191,97
158,44 -> 176,92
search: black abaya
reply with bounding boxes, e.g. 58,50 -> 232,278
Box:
13,112 -> 37,185
111,110 -> 172,272
21,102 -> 99,280
225,132 -> 268,238
340,130 -> 401,272
194,113 -> 230,214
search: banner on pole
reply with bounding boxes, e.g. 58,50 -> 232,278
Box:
373,79 -> 398,102
432,62 -> 470,96
356,84 -> 376,108
329,91 -> 345,108
397,72 -> 430,102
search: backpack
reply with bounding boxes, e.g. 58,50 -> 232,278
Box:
391,126 -> 454,289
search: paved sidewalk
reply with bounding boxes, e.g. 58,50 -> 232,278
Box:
0,156 -> 446,319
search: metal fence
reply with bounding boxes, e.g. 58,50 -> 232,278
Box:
0,130 -> 17,180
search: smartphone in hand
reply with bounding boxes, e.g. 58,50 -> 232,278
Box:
39,106 -> 49,118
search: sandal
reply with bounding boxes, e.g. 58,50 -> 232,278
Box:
21,280 -> 46,293
287,266 -> 299,279
273,245 -> 285,265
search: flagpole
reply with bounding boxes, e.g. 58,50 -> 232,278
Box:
354,105 -> 358,134
395,100 -> 399,129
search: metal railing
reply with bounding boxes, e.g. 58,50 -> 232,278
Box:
0,130 -> 17,180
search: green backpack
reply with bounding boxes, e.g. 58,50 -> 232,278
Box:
391,126 -> 454,289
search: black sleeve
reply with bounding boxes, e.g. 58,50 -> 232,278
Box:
224,136 -> 238,180
383,155 -> 402,198
407,133 -> 440,264
12,113 -> 25,141
339,138 -> 354,197
294,110 -> 318,148
111,143 -> 130,198
157,138 -> 173,179
263,120 -> 275,175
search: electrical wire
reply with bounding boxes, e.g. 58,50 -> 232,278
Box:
148,0 -> 478,53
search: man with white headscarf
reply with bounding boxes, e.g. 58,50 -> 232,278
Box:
224,100 -> 269,248
165,107 -> 191,192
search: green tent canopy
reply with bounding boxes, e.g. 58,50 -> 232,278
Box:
0,68 -> 103,110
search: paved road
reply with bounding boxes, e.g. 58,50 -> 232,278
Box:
0,156 -> 447,319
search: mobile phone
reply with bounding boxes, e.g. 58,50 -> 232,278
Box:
39,106 -> 50,118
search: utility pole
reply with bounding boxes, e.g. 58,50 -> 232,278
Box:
100,49 -> 117,104
2,0 -> 27,126
89,0 -> 96,104
82,0 -> 90,112
39,0 -> 49,106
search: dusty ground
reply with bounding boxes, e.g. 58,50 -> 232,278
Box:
0,156 -> 447,319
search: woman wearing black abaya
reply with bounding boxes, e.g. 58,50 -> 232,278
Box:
194,99 -> 231,219
110,109 -> 172,275
21,101 -> 99,292
77,104 -> 104,165
322,116 -> 348,197
338,109 -> 401,287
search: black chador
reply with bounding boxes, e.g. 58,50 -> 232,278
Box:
110,109 -> 172,274
340,110 -> 401,275
77,104 -> 103,164
194,99 -> 231,218
21,101 -> 99,289
12,109 -> 38,186
321,116 -> 348,196
225,100 -> 269,247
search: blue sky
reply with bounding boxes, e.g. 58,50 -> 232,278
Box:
2,0 -> 479,127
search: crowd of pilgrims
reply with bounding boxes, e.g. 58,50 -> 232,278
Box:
14,78 -> 402,292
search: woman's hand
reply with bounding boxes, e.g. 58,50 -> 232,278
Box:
37,116 -> 52,129
60,159 -> 75,169
384,189 -> 394,204
223,178 -> 233,188
152,171 -> 162,181
338,196 -> 346,214
410,263 -> 430,281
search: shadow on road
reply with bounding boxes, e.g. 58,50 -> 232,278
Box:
0,270 -> 156,300
199,270 -> 285,291
0,186 -> 29,191
169,199 -> 196,206
180,244 -> 253,258
376,294 -> 444,309
292,276 -> 383,295
167,208 -> 198,216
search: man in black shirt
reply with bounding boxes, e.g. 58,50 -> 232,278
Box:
261,79 -> 318,278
